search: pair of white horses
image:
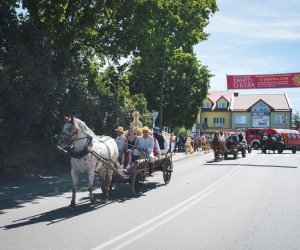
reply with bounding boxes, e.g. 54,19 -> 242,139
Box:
58,116 -> 119,207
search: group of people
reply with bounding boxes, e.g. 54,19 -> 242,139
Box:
211,131 -> 246,149
115,126 -> 170,176
174,134 -> 207,153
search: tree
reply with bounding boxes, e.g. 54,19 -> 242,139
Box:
129,50 -> 212,128
0,0 -> 217,143
126,0 -> 217,129
292,111 -> 300,130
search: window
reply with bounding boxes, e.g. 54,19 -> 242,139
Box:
203,102 -> 211,108
235,116 -> 247,125
253,102 -> 269,113
217,102 -> 227,108
213,117 -> 225,126
204,117 -> 208,124
275,115 -> 285,124
249,130 -> 261,135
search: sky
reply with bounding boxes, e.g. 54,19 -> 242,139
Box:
194,0 -> 300,113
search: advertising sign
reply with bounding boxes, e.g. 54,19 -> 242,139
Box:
227,73 -> 300,89
252,116 -> 269,128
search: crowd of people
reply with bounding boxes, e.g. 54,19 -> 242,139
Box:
115,126 -> 250,174
114,126 -> 170,176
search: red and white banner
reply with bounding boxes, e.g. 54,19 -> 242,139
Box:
227,73 -> 300,89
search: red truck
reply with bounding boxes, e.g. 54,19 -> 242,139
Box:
245,127 -> 300,153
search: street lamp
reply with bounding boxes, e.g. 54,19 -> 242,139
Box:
152,111 -> 159,129
159,50 -> 166,131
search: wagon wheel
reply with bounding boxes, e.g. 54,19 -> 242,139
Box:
233,151 -> 238,159
163,158 -> 173,184
242,148 -> 246,157
131,172 -> 143,195
224,152 -> 228,159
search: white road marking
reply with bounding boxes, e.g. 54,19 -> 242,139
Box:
91,155 -> 254,250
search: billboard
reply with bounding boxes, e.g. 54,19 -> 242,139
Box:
227,73 -> 300,90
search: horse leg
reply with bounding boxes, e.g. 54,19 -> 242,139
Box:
70,169 -> 79,208
99,165 -> 110,203
88,169 -> 96,204
103,169 -> 113,203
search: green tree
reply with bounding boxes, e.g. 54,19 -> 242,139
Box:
126,0 -> 217,129
292,111 -> 300,130
129,50 -> 212,128
1,0 -> 217,143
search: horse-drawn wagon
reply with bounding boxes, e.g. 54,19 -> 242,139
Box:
110,152 -> 173,195
224,140 -> 247,159
209,132 -> 249,161
261,134 -> 284,154
57,116 -> 173,207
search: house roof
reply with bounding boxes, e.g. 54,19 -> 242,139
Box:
230,93 -> 291,111
204,91 -> 292,112
206,91 -> 233,110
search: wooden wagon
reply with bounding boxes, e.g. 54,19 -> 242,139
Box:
87,148 -> 173,195
110,152 -> 174,195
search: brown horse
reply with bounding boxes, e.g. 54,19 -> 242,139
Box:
209,132 -> 227,161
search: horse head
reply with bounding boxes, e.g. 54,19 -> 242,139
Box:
57,116 -> 78,148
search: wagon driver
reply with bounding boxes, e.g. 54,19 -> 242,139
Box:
134,126 -> 155,176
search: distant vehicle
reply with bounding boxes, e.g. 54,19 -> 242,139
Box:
224,135 -> 247,159
245,128 -> 300,153
245,128 -> 263,149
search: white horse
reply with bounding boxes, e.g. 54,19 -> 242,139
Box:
58,116 -> 119,207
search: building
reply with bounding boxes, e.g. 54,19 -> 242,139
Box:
196,91 -> 292,134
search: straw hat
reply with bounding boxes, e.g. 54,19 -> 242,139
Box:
115,126 -> 124,133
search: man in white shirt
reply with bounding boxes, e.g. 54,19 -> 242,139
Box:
134,126 -> 155,176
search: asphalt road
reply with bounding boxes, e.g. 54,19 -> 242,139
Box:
1,151 -> 300,250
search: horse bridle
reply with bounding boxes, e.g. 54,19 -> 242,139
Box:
61,122 -> 92,149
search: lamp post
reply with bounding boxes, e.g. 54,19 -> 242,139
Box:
152,111 -> 159,129
159,49 -> 166,131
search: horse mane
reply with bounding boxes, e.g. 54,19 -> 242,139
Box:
74,118 -> 96,137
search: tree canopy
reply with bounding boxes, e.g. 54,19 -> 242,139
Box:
0,0 -> 217,143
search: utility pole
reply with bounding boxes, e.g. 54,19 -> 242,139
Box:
159,49 -> 166,131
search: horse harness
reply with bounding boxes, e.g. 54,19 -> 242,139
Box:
66,135 -> 93,158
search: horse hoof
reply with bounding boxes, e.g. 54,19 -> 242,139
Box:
69,201 -> 76,208
90,197 -> 97,205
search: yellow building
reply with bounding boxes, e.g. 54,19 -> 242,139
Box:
196,91 -> 292,134
197,91 -> 232,134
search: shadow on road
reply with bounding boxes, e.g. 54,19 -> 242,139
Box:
0,181 -> 160,230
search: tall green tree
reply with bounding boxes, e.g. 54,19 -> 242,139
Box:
292,111 -> 300,130
0,0 -> 217,143
127,0 -> 217,128
129,49 -> 212,128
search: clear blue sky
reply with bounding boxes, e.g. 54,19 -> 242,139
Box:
194,0 -> 300,113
